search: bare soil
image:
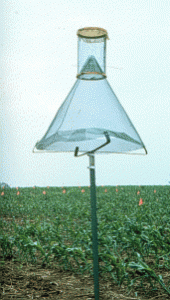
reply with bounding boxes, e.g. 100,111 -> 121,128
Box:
1,254 -> 170,300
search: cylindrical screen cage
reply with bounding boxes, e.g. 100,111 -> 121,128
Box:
77,27 -> 108,80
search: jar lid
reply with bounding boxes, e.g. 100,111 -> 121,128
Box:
77,27 -> 109,39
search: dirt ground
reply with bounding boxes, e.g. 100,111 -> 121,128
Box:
1,255 -> 170,300
1,217 -> 170,299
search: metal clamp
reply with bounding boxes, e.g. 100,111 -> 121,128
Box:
74,131 -> 110,157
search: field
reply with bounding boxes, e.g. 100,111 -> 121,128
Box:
0,185 -> 170,299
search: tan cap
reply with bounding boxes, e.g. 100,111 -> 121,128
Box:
77,27 -> 109,39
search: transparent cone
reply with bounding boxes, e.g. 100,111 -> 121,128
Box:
34,77 -> 146,154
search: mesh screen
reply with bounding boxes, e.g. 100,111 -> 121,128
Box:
77,37 -> 106,76
35,77 -> 146,154
34,27 -> 146,155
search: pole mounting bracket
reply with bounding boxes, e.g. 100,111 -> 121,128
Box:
74,131 -> 110,157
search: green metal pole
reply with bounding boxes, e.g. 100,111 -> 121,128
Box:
88,153 -> 99,300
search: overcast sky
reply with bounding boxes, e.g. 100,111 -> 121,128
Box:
1,0 -> 170,187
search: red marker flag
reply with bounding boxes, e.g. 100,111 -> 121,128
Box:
139,198 -> 143,206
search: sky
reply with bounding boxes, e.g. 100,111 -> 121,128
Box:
1,0 -> 170,187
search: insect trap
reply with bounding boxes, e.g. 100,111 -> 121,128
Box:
33,27 -> 147,300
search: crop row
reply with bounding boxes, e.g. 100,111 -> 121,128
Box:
0,185 -> 170,295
